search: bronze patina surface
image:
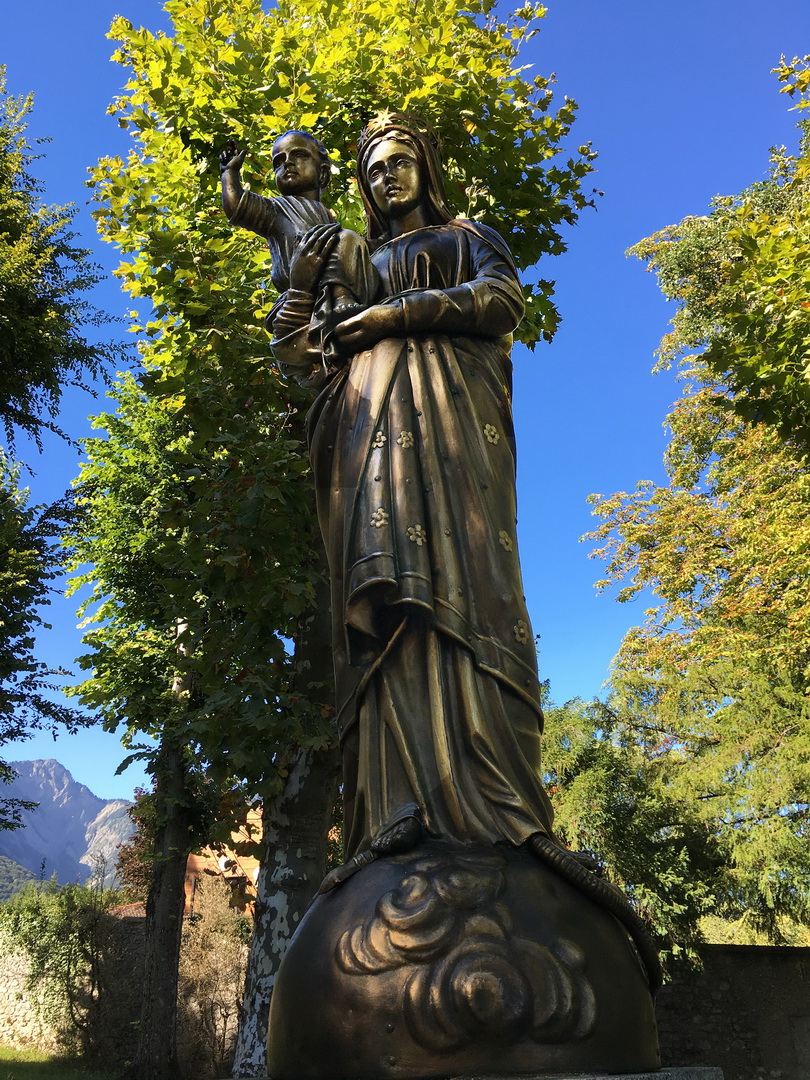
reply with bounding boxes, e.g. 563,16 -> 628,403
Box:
267,840 -> 659,1079
271,114 -> 556,861
226,113 -> 661,1079
220,130 -> 335,294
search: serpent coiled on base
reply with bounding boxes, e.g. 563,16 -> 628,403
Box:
528,833 -> 663,993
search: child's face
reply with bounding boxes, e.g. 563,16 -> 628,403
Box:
272,133 -> 323,198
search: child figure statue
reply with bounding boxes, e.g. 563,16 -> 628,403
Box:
220,130 -> 378,387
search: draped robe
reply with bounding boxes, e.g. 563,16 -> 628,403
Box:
273,220 -> 555,857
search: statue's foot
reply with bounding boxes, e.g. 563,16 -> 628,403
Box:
317,805 -> 424,895
370,803 -> 423,856
317,848 -> 378,894
568,849 -> 603,876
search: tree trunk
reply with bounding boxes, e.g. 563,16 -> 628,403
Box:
122,734 -> 192,1080
232,555 -> 340,1078
231,742 -> 340,1077
121,733 -> 193,1080
123,620 -> 195,1080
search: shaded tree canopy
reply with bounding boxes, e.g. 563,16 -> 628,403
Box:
580,60 -> 810,948
0,70 -> 114,826
0,453 -> 88,829
0,68 -> 120,449
630,55 -> 810,450
542,693 -> 730,962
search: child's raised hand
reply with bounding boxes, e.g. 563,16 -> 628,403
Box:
220,139 -> 247,174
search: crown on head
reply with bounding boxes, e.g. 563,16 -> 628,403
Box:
357,110 -> 442,159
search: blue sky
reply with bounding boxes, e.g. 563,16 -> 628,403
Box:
3,0 -> 808,799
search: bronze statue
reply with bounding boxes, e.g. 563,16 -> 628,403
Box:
224,115 -> 660,1080
220,130 -> 335,293
271,114 -> 556,864
221,131 -> 377,378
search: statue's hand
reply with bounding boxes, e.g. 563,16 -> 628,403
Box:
220,139 -> 247,174
289,223 -> 341,292
333,304 -> 405,353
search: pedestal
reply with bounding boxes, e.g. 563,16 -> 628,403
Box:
266,840 -> 661,1078
406,1072 -> 723,1080
439,1071 -> 723,1079
434,1071 -> 724,1080
247,1061 -> 726,1079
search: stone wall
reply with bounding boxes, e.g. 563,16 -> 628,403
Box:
0,910 -> 244,1077
0,931 -> 807,1079
658,944 -> 810,1080
0,931 -> 61,1053
0,918 -> 145,1062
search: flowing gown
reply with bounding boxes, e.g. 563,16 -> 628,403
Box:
274,220 -> 555,858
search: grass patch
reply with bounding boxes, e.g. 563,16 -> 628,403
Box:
0,1047 -> 114,1080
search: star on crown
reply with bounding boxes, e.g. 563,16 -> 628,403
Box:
358,110 -> 442,157
369,108 -> 397,131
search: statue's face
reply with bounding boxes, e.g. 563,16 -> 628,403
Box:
272,132 -> 323,197
365,139 -> 424,221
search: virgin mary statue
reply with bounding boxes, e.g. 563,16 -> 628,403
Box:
271,113 -> 555,861
263,117 -> 661,1080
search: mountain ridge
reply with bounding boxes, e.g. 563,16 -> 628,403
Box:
0,759 -> 134,888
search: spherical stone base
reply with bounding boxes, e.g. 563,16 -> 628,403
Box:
267,840 -> 659,1079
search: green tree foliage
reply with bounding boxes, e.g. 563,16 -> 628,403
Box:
701,912 -> 810,946
579,60 -> 810,947
0,70 -> 117,829
631,55 -> 810,449
68,369 -> 328,806
542,694 -> 729,962
585,91 -> 810,941
114,789 -> 161,902
587,385 -> 810,940
0,854 -> 36,900
91,0 -> 595,354
0,68 -> 119,448
0,453 -> 87,829
0,878 -> 119,1058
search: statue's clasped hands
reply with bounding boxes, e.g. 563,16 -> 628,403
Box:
332,303 -> 405,353
289,224 -> 404,353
